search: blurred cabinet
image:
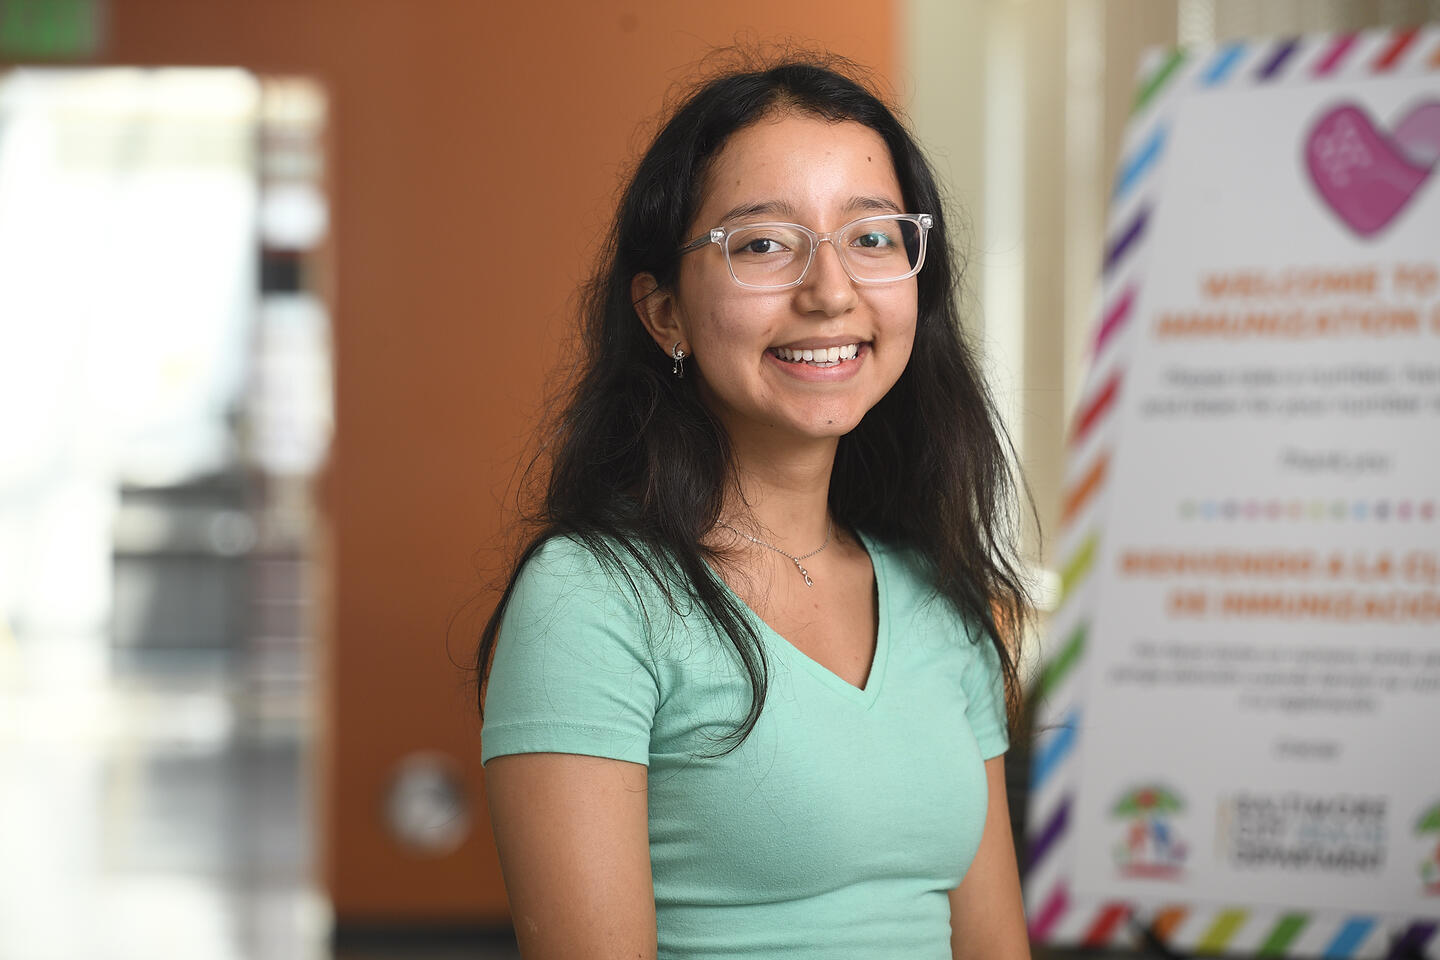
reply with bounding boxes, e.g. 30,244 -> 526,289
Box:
112,472 -> 254,650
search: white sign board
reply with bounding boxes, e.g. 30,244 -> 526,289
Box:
1026,25 -> 1440,958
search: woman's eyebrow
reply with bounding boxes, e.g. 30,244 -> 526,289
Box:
713,195 -> 902,225
847,195 -> 902,214
715,199 -> 798,224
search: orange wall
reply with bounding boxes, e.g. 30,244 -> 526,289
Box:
96,0 -> 898,925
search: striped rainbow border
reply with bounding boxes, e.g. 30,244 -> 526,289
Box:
1024,22 -> 1440,959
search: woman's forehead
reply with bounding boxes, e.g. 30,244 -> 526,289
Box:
692,112 -> 902,226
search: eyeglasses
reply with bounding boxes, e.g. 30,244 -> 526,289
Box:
679,213 -> 934,289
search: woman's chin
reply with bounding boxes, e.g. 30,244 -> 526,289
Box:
774,408 -> 868,442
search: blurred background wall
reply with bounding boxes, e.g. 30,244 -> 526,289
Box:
0,0 -> 1436,956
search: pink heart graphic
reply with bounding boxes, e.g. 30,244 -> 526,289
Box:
1304,101 -> 1438,238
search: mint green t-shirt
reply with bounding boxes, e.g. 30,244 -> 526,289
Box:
480,533 -> 1009,959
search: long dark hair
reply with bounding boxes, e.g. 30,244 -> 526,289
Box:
476,54 -> 1034,753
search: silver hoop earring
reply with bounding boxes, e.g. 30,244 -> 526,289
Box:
671,341 -> 687,379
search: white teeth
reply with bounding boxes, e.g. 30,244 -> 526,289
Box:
775,343 -> 861,364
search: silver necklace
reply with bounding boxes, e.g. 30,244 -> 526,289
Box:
719,520 -> 832,587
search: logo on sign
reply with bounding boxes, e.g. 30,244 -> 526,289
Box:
1419,801 -> 1440,895
1111,784 -> 1189,879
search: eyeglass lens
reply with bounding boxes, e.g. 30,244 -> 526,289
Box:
723,217 -> 924,287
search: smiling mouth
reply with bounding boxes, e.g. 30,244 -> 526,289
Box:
770,343 -> 862,368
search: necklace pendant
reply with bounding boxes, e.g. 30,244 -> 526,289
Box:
795,559 -> 813,587
719,520 -> 829,588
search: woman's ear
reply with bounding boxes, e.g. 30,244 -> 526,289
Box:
631,273 -> 686,356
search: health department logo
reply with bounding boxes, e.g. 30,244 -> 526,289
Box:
1111,785 -> 1189,879
1419,801 -> 1440,895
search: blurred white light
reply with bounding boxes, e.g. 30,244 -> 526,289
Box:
259,182 -> 328,249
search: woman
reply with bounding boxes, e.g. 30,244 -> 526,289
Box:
476,56 -> 1033,959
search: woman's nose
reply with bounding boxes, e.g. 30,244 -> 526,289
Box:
795,240 -> 858,316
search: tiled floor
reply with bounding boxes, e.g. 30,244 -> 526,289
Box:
0,630 -> 528,960
0,636 -> 324,960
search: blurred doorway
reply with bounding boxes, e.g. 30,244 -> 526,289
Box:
0,67 -> 332,960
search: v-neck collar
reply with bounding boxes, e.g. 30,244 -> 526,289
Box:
716,529 -> 890,709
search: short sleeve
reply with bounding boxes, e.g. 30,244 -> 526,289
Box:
962,632 -> 1010,760
480,537 -> 660,767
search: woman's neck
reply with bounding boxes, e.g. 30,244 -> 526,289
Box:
722,431 -> 838,552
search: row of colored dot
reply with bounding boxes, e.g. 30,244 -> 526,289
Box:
1180,500 -> 1436,521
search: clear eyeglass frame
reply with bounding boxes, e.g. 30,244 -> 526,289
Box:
678,213 -> 934,289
